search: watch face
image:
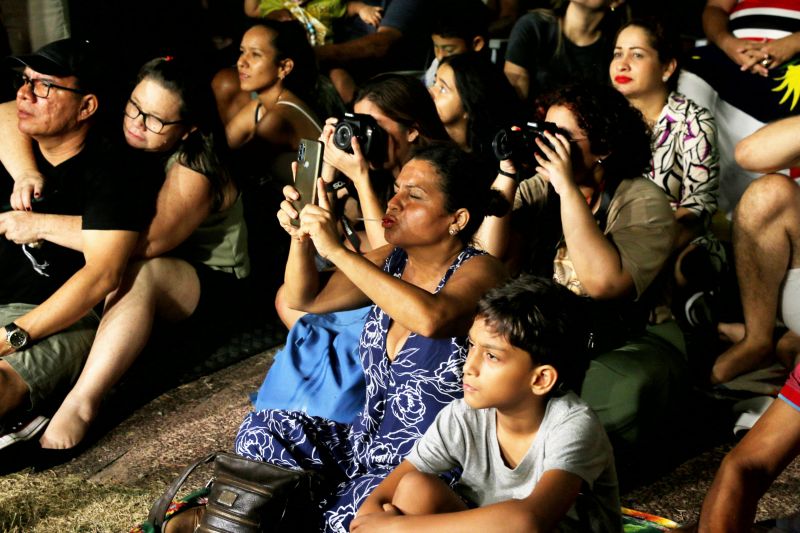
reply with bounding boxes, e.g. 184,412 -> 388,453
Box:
8,329 -> 27,349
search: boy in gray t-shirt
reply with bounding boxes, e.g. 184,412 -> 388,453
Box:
351,276 -> 621,532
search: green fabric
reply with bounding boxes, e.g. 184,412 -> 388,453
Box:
174,194 -> 250,279
580,320 -> 689,453
2,303 -> 99,410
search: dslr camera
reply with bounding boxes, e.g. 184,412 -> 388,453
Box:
333,112 -> 388,166
492,121 -> 567,170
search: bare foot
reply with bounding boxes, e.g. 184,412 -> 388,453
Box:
711,337 -> 774,385
39,393 -> 98,449
718,322 -> 745,344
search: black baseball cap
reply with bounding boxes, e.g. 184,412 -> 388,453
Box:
7,38 -> 101,93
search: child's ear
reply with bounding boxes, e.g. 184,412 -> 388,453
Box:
530,365 -> 558,396
471,36 -> 486,52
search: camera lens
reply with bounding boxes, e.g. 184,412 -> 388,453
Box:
333,123 -> 355,151
492,129 -> 513,161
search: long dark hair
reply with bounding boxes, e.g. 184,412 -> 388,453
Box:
441,53 -> 522,156
250,20 -> 345,120
356,74 -> 450,157
136,56 -> 234,211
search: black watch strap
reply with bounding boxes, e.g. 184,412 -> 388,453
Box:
4,322 -> 29,350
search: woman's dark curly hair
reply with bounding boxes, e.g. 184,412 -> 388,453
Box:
440,52 -> 522,157
410,142 -> 508,245
542,83 -> 651,185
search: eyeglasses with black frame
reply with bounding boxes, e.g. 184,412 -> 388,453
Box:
12,71 -> 85,98
123,99 -> 184,134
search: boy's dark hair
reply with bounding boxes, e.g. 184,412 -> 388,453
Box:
477,275 -> 588,389
431,0 -> 489,42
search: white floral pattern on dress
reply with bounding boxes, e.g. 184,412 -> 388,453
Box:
235,246 -> 483,532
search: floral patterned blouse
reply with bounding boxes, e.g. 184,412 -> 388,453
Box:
649,91 -> 720,223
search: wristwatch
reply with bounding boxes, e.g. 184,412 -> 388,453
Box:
4,322 -> 30,350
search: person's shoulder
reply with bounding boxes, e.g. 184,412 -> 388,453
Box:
614,176 -> 669,201
545,391 -> 604,432
517,9 -> 558,27
667,91 -> 715,122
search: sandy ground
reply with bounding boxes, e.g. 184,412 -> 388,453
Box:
1,346 -> 798,531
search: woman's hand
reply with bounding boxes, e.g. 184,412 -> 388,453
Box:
357,5 -> 383,27
534,131 -> 576,196
298,178 -> 345,260
739,34 -> 800,76
10,170 -> 45,211
322,118 -> 371,189
277,162 -> 308,240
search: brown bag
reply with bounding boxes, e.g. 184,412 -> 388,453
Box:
147,452 -> 320,533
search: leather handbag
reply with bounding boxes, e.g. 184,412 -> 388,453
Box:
146,451 -> 320,533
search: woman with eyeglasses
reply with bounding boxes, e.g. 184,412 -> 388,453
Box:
33,56 -> 249,449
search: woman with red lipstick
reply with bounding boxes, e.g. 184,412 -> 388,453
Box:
236,143 -> 506,532
213,20 -> 343,185
611,19 -> 725,330
38,57 -> 249,449
611,19 -> 720,258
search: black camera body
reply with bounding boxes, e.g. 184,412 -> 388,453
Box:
492,121 -> 566,170
333,112 -> 388,166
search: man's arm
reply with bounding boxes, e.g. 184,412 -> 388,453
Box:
0,101 -> 46,211
315,26 -> 402,69
351,469 -> 583,533
698,399 -> 800,532
0,228 -> 139,356
735,115 -> 800,173
0,211 -> 82,250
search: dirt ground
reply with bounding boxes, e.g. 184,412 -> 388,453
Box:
0,346 -> 798,532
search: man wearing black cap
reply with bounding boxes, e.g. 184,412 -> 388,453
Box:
0,38 -> 150,450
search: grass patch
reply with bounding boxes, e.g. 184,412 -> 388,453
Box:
0,470 -> 159,532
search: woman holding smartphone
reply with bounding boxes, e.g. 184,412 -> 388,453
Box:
237,142 -> 506,532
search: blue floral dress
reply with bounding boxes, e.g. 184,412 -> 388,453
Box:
235,246 -> 482,532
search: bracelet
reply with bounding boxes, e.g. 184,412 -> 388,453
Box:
497,168 -> 517,180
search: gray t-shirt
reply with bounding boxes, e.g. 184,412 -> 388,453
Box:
407,393 -> 621,532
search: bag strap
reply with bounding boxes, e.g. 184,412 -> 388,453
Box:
147,452 -> 218,530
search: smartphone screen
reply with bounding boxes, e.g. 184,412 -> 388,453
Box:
291,139 -> 324,227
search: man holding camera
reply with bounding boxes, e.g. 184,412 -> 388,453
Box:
0,38 -> 150,450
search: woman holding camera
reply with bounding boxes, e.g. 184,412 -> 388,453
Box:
477,84 -> 687,468
237,143 -> 506,532
320,73 -> 449,251
273,74 -> 448,328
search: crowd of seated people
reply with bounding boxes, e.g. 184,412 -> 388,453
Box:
2,1 -> 800,530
